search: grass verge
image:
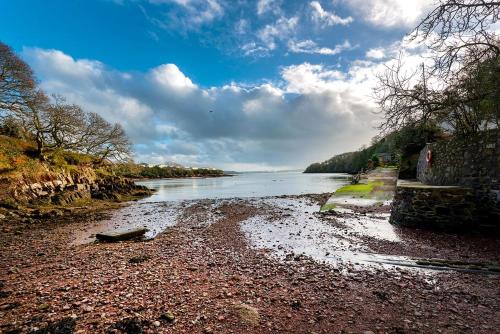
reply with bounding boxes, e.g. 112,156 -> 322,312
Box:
334,181 -> 384,198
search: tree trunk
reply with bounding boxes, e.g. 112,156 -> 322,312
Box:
36,137 -> 46,161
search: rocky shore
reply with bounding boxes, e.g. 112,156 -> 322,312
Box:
1,193 -> 499,333
3,168 -> 151,206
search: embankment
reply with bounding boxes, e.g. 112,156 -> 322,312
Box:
0,136 -> 152,212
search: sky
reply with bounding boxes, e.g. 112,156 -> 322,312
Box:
0,0 -> 437,171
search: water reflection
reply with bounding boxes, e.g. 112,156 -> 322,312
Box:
137,171 -> 350,202
241,197 -> 410,270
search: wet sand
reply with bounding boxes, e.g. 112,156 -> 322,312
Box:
0,194 -> 499,333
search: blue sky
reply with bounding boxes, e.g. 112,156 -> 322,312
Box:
0,0 -> 435,170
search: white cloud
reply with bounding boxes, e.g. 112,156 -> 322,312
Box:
241,42 -> 270,57
150,64 -> 197,91
366,48 -> 385,59
257,0 -> 282,16
146,0 -> 224,31
344,0 -> 434,28
310,1 -> 353,27
235,19 -> 249,35
23,47 -> 391,170
257,16 -> 299,50
288,39 -> 352,55
281,63 -> 346,94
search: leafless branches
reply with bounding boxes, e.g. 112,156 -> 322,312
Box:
375,55 -> 446,133
376,1 -> 499,137
411,0 -> 499,78
0,42 -> 36,117
0,41 -> 131,163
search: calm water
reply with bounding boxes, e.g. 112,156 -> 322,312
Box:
136,171 -> 350,202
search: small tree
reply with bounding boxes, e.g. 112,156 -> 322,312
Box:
0,115 -> 27,138
0,42 -> 36,116
370,154 -> 380,167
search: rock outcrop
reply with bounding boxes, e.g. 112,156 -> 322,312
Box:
2,167 -> 151,207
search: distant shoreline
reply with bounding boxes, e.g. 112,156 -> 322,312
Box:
132,174 -> 234,181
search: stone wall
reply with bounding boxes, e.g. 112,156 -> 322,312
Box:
390,184 -> 498,231
391,130 -> 500,232
417,130 -> 500,188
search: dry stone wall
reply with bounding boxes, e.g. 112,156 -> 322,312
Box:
390,185 -> 497,231
391,130 -> 500,232
417,130 -> 499,189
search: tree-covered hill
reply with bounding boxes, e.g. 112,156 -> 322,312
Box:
304,125 -> 443,176
304,136 -> 397,174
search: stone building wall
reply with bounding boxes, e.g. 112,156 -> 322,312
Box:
391,130 -> 500,232
416,130 -> 500,188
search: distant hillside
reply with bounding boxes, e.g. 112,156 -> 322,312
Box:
110,162 -> 225,179
304,135 -> 397,174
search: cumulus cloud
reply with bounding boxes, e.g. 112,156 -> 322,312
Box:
150,64 -> 197,91
310,1 -> 353,27
281,63 -> 346,94
22,47 -> 394,170
288,39 -> 352,55
343,0 -> 434,28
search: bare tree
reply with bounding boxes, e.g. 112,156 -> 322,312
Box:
78,112 -> 131,163
411,0 -> 500,78
376,0 -> 499,137
42,99 -> 132,163
0,41 -> 36,116
19,90 -> 52,159
375,56 -> 446,133
44,95 -> 87,150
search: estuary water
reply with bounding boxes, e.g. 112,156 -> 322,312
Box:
136,171 -> 350,202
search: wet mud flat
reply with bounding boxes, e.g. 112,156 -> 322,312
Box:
0,194 -> 499,333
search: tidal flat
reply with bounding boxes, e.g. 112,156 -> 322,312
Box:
1,192 -> 499,333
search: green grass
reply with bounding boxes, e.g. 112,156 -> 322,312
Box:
334,181 -> 384,198
320,203 -> 337,212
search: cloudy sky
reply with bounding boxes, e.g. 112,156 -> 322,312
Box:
0,0 -> 436,171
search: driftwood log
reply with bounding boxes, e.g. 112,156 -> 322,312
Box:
96,227 -> 148,242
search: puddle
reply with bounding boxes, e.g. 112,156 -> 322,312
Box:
325,197 -> 384,207
71,199 -> 226,244
72,201 -> 184,244
342,212 -> 400,242
241,197 -> 413,270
